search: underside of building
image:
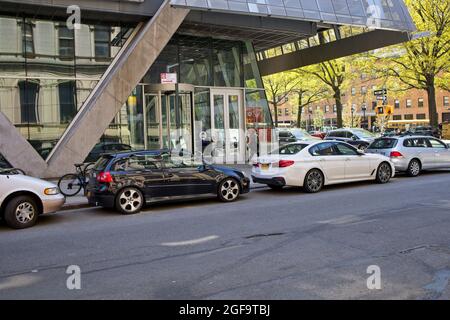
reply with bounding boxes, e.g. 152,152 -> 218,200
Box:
0,0 -> 415,177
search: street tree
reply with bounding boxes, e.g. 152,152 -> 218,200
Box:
263,72 -> 301,127
373,0 -> 450,128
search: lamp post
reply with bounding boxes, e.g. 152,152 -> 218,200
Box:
362,104 -> 367,129
351,105 -> 356,128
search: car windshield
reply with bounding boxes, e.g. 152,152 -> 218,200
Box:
289,129 -> 314,139
353,129 -> 376,139
368,138 -> 398,149
270,144 -> 308,155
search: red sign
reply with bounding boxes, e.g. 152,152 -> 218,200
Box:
160,73 -> 177,84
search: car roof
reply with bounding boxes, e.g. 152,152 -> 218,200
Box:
107,149 -> 170,159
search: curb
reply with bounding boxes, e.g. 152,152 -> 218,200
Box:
61,184 -> 269,211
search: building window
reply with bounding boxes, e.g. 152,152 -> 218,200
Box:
393,115 -> 402,120
278,109 -> 282,116
94,26 -> 111,59
444,96 -> 449,107
406,99 -> 412,108
361,86 -> 367,95
333,105 -> 337,113
59,81 -> 77,124
59,26 -> 75,59
22,21 -> 34,57
394,99 -> 400,109
404,114 -> 414,120
418,98 -> 424,108
351,87 -> 356,96
285,109 -> 290,116
325,105 -> 330,113
416,114 -> 426,120
18,80 -> 39,123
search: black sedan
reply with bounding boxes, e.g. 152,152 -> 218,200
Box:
86,150 -> 250,214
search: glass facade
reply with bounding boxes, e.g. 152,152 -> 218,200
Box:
171,0 -> 415,32
95,34 -> 273,163
0,15 -> 134,159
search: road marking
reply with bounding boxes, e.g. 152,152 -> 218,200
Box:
161,235 -> 219,247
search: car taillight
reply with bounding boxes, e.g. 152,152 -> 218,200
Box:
390,151 -> 403,158
279,160 -> 295,168
97,171 -> 113,183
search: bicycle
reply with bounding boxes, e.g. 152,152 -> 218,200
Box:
58,163 -> 95,197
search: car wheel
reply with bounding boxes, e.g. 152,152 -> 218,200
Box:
376,162 -> 392,184
115,187 -> 144,214
303,169 -> 324,193
4,195 -> 39,229
268,185 -> 284,191
406,159 -> 421,177
218,178 -> 240,202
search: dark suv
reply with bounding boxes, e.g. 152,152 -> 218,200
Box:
86,150 -> 250,214
325,128 -> 377,150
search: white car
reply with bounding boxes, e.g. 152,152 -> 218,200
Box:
252,141 -> 395,193
0,168 -> 65,229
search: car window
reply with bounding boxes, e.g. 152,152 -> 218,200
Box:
271,144 -> 308,155
335,143 -> 359,156
328,131 -> 341,138
368,138 -> 398,149
161,153 -> 201,169
309,143 -> 338,156
428,139 -> 447,149
93,156 -> 112,171
278,131 -> 289,138
403,138 -> 429,148
345,132 -> 354,139
0,153 -> 11,169
113,154 -> 162,171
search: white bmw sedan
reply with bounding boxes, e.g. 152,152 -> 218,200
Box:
252,141 -> 395,193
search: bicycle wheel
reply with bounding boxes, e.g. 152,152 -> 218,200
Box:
58,174 -> 83,197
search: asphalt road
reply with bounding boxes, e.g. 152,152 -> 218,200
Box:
1,171 -> 450,300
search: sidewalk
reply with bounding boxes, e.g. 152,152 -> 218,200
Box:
60,164 -> 265,211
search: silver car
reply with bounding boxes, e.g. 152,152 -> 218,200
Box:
0,168 -> 65,229
366,136 -> 450,177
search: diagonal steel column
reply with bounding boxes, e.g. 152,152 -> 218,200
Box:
44,1 -> 189,178
0,112 -> 48,176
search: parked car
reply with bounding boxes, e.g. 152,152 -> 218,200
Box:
252,141 -> 394,193
0,168 -> 65,229
277,129 -> 320,146
325,128 -> 377,150
309,131 -> 326,139
85,142 -> 132,163
366,136 -> 450,177
86,150 -> 250,214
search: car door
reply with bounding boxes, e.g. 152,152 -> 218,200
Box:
111,154 -> 168,199
162,154 -> 216,196
310,142 -> 346,182
427,138 -> 450,167
335,143 -> 371,180
403,138 -> 431,168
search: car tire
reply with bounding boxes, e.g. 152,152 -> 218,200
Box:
406,159 -> 421,177
218,178 -> 241,202
4,195 -> 39,229
376,162 -> 392,184
115,187 -> 144,215
268,185 -> 284,191
303,169 -> 324,193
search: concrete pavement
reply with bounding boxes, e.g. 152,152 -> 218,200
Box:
1,171 -> 450,299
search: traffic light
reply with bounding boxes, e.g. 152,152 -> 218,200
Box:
377,106 -> 384,115
385,105 -> 394,116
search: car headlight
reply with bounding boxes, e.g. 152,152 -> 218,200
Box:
44,187 -> 60,195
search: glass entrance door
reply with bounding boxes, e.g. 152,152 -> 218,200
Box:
210,89 -> 244,164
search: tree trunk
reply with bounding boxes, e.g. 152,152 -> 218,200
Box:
297,92 -> 303,128
334,89 -> 343,128
426,81 -> 438,129
273,102 -> 279,127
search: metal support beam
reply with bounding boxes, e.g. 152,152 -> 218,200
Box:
258,30 -> 411,76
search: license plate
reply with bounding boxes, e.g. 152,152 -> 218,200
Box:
261,164 -> 270,171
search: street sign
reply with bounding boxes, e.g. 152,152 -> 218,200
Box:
161,73 -> 177,84
376,96 -> 385,101
374,89 -> 387,96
